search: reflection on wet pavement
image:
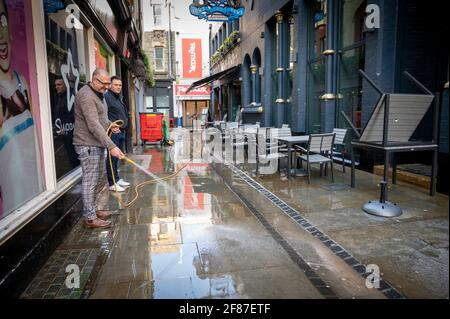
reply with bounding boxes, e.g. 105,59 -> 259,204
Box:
86,144 -> 390,299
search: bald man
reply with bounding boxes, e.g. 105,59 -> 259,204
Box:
73,68 -> 124,229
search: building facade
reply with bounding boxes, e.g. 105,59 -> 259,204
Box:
142,0 -> 211,128
209,19 -> 242,123
0,0 -> 146,297
207,0 -> 448,193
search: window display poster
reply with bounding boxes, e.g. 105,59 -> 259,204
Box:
94,39 -> 109,72
0,0 -> 44,219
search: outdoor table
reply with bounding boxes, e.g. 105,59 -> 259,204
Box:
277,136 -> 310,179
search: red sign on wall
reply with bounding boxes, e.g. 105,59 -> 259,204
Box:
176,85 -> 210,96
182,38 -> 203,78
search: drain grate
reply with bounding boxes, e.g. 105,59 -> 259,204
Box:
222,163 -> 406,299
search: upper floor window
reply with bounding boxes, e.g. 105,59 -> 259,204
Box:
153,4 -> 162,26
154,47 -> 165,71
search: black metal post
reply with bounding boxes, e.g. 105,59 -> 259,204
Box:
431,149 -> 438,196
351,144 -> 355,188
392,153 -> 397,185
382,95 -> 390,147
430,92 -> 440,196
379,181 -> 387,204
384,150 -> 390,202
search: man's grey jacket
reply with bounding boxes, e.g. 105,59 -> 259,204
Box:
73,84 -> 116,150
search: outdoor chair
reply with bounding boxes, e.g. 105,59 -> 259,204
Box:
271,127 -> 292,155
254,128 -> 287,175
225,122 -> 239,130
294,133 -> 336,184
256,128 -> 292,176
332,128 -> 348,172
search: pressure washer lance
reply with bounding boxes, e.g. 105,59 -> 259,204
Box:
107,121 -> 188,208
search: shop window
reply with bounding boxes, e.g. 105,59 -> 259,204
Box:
154,47 -> 165,71
88,0 -> 119,41
44,0 -> 89,180
157,108 -> 170,116
286,15 -> 295,127
307,0 -> 328,133
59,28 -> 66,50
251,48 -> 261,106
336,0 -> 367,131
94,38 -> 112,73
233,19 -> 240,32
312,0 -> 327,60
242,54 -> 252,108
337,46 -> 365,130
156,91 -> 170,109
50,19 -> 58,44
44,15 -> 50,39
1,0 -> 45,219
341,0 -> 366,48
145,96 -> 154,111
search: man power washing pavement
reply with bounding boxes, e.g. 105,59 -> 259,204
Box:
73,68 -> 124,229
104,76 -> 131,192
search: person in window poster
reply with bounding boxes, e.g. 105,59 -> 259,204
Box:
0,0 -> 43,218
54,76 -> 80,169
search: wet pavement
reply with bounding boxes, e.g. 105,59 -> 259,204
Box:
21,135 -> 448,299
233,159 -> 449,299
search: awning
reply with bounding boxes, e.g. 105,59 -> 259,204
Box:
186,65 -> 241,93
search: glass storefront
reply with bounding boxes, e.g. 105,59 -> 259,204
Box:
337,46 -> 365,130
307,0 -> 327,133
307,0 -> 366,134
0,0 -> 44,219
336,0 -> 366,131
286,15 -> 296,127
307,60 -> 326,133
44,0 -> 89,180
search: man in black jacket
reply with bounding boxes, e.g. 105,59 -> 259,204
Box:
105,76 -> 130,192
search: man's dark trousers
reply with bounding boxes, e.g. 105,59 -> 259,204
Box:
106,132 -> 126,186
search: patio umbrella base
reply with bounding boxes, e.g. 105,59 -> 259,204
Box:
362,200 -> 403,217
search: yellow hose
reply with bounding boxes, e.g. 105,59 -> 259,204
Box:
107,120 -> 189,208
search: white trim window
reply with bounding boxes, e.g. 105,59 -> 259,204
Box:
153,4 -> 162,26
154,46 -> 165,71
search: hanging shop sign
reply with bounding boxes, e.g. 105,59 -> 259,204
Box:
182,38 -> 203,79
43,0 -> 65,13
189,0 -> 245,22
